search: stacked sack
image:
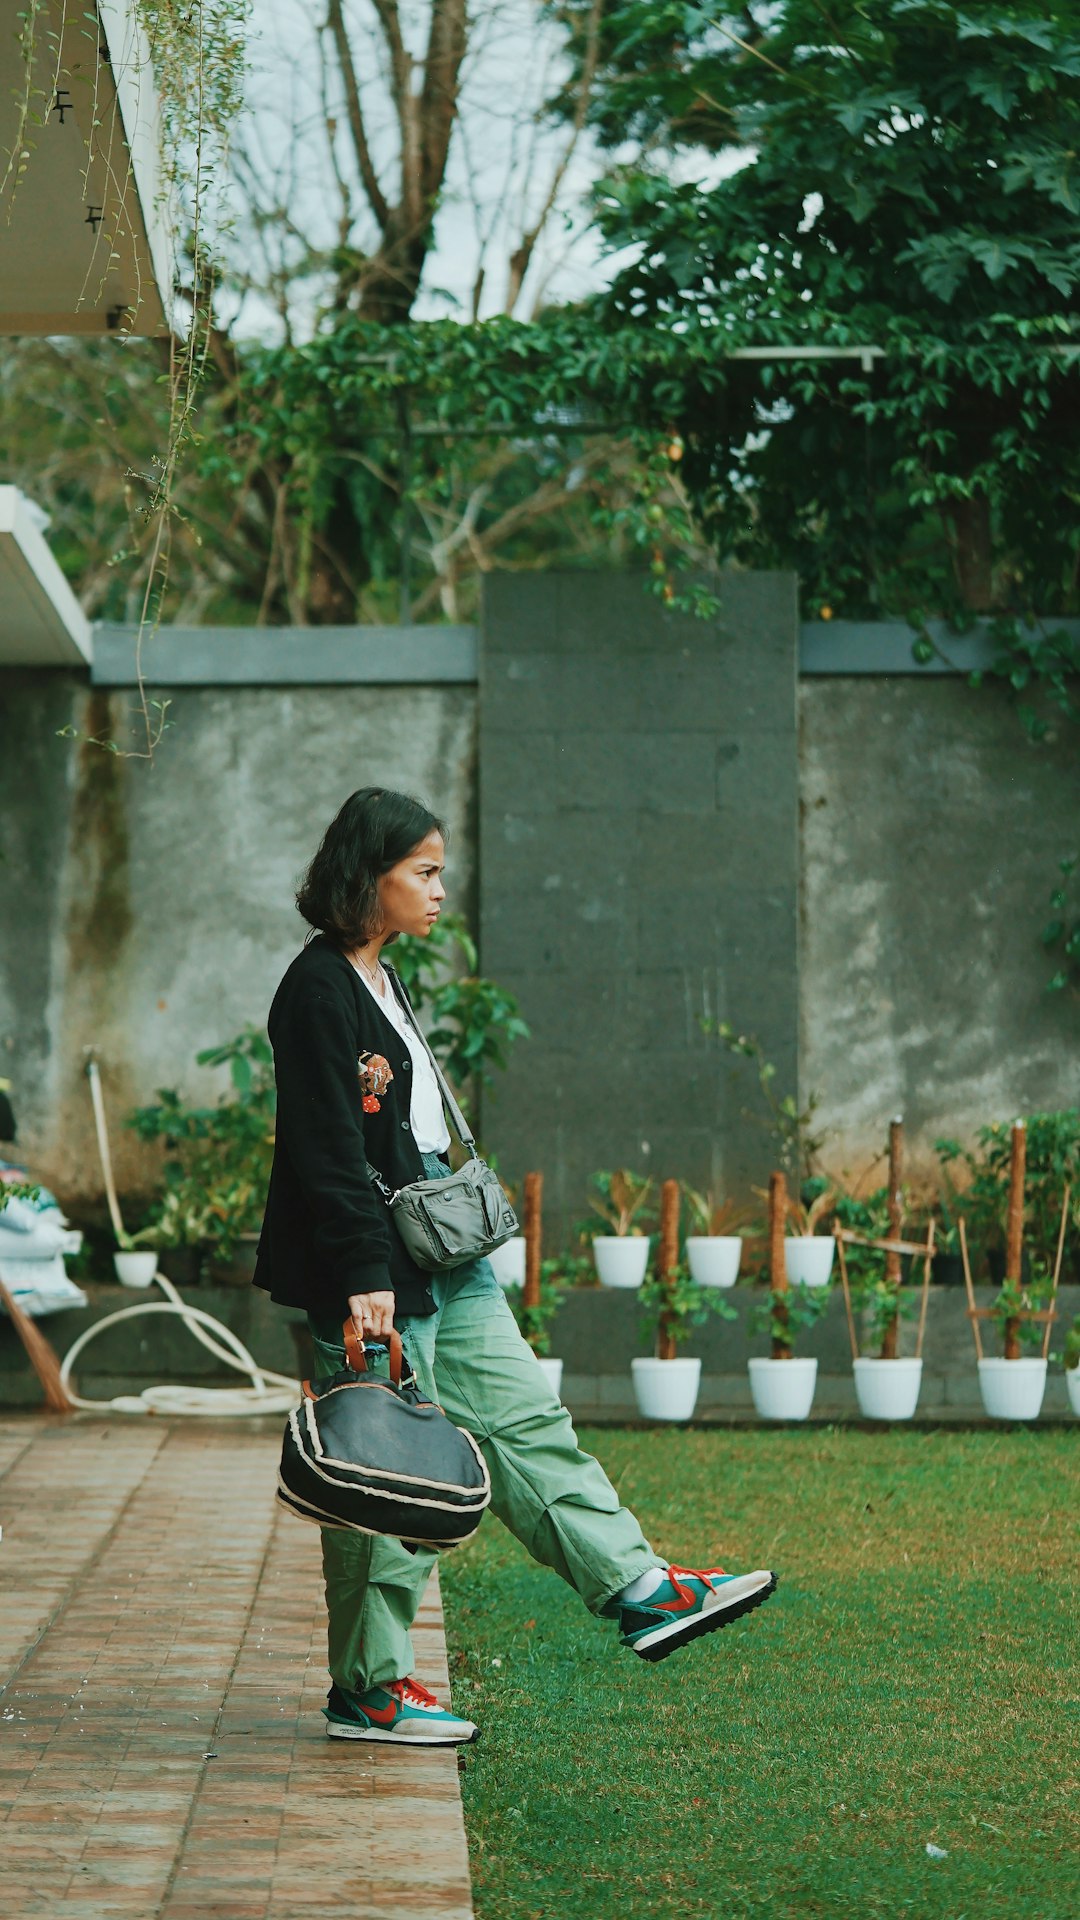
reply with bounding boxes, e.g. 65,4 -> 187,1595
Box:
0,1179 -> 88,1318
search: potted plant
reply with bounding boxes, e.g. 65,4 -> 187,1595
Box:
1064,1316 -> 1080,1418
681,1185 -> 755,1288
960,1122 -> 1067,1421
485,1172 -> 525,1288
750,1177 -> 836,1286
782,1181 -> 837,1288
630,1179 -> 736,1421
832,1119 -> 932,1421
835,1232 -> 935,1423
937,1111 -> 1080,1287
587,1170 -> 656,1288
747,1172 -> 829,1420
509,1256 -> 573,1395
125,1026 -> 276,1286
487,1237 -> 525,1289
926,1148 -> 973,1287
632,1262 -> 736,1421
113,1221 -> 164,1288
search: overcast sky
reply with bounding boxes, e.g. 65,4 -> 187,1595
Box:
222,0 -> 622,339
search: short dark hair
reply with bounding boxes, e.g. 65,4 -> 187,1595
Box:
296,786 -> 448,948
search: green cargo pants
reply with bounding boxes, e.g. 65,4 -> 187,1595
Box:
308,1158 -> 661,1694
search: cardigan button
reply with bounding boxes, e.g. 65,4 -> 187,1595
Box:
401,1059 -> 411,1071
400,1120 -> 411,1132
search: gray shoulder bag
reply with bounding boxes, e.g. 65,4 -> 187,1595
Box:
365,966 -> 520,1273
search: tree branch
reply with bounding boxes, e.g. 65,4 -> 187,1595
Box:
506,0 -> 603,313
326,0 -> 391,232
420,0 -> 468,204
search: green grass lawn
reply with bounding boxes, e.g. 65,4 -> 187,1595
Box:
441,1426 -> 1079,1920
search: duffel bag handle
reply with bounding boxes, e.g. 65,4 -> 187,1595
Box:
342,1319 -> 405,1384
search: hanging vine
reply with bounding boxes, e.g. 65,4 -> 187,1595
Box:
2,0 -> 249,759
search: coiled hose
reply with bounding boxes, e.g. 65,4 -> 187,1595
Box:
62,1053 -> 299,1416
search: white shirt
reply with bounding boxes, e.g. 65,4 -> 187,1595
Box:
350,964 -> 451,1155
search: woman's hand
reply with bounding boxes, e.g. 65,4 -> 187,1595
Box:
347,1289 -> 395,1342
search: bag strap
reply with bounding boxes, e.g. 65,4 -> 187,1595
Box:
382,964 -> 476,1150
342,1320 -> 405,1384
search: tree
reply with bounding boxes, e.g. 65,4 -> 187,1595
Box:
2,0 -> 671,627
571,0 -> 1080,623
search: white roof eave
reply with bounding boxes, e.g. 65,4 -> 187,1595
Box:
0,489 -> 93,668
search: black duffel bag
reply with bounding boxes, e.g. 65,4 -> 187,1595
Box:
277,1322 -> 491,1550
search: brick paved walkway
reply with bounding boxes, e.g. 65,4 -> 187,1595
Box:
0,1417 -> 474,1920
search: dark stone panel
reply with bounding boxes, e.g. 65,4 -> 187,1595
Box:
479,570 -> 800,1244
0,670 -> 86,1133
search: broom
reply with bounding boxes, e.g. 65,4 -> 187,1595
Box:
0,1274 -> 76,1412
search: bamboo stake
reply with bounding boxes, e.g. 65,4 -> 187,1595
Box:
835,1229 -> 932,1257
0,1276 -> 75,1412
521,1172 -> 544,1356
835,1227 -> 859,1362
1041,1180 -> 1070,1362
769,1170 -> 790,1359
881,1115 -> 904,1359
522,1172 -> 543,1320
1004,1119 -> 1026,1359
915,1218 -> 935,1361
658,1177 -> 680,1361
959,1216 -> 983,1362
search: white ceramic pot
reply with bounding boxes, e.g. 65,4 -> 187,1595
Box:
486,1236 -> 526,1289
536,1355 -> 563,1397
977,1357 -> 1048,1421
853,1356 -> 923,1421
784,1237 -> 835,1288
113,1251 -> 159,1288
748,1356 -> 818,1422
593,1236 -> 650,1289
1066,1367 -> 1080,1417
685,1236 -> 742,1288
631,1356 -> 702,1422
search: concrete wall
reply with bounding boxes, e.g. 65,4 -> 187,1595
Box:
1,596 -> 1077,1231
799,678 -> 1080,1192
0,671 -> 476,1198
478,570 -> 800,1243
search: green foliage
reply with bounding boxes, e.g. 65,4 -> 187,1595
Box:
855,1274 -> 919,1357
936,1111 -> 1080,1266
1041,852 -> 1080,994
988,1274 -> 1054,1354
973,620 -> 1080,743
124,1025 -> 275,1258
638,1261 -> 738,1353
830,1186 -> 892,1283
702,1019 -> 827,1179
586,1169 -> 657,1237
0,1179 -> 43,1214
581,0 -> 1080,636
506,1257 -> 576,1357
748,1282 -> 831,1353
1064,1314 -> 1080,1369
392,912 -> 530,1114
225,308 -> 722,618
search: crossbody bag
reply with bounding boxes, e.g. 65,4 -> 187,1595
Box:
365,965 -> 520,1273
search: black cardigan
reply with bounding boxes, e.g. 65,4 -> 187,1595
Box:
252,934 -> 447,1320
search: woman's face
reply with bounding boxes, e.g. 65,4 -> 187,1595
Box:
376,829 -> 446,938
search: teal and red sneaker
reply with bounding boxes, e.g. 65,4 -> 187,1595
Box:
618,1564 -> 777,1661
324,1675 -> 479,1745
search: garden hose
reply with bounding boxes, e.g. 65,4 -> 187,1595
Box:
64,1053 -> 300,1417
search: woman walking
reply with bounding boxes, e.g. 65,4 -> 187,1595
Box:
254,786 -> 776,1746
